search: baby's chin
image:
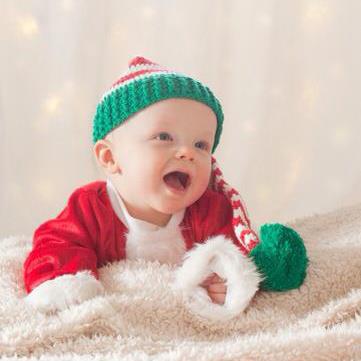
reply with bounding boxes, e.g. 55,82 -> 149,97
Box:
153,201 -> 187,215
154,188 -> 208,214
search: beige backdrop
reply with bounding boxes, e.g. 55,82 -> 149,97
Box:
1,0 -> 360,238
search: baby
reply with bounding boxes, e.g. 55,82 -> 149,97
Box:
23,57 -> 262,318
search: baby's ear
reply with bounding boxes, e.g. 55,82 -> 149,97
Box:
93,139 -> 120,174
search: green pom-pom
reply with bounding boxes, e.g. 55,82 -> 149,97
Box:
250,223 -> 309,291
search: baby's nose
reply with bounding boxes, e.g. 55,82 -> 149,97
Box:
178,154 -> 194,161
176,146 -> 195,161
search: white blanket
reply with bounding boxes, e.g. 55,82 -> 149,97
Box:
1,203 -> 361,360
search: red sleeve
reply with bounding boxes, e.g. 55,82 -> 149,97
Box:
23,188 -> 100,293
202,191 -> 237,239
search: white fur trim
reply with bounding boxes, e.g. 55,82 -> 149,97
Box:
25,271 -> 104,313
174,235 -> 262,321
106,178 -> 187,265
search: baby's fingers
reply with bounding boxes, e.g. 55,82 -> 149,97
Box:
208,291 -> 226,305
200,273 -> 226,287
207,282 -> 227,293
211,274 -> 226,283
200,273 -> 217,287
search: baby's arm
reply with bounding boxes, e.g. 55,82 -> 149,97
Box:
175,190 -> 261,320
25,271 -> 104,313
24,188 -> 104,312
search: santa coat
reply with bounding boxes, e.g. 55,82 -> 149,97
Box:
23,179 -> 261,321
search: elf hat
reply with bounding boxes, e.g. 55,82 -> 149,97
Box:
92,56 -> 259,254
92,56 -> 223,153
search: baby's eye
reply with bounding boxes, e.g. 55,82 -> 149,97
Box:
195,141 -> 209,151
155,132 -> 173,141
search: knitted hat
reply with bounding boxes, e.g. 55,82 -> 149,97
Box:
92,56 -> 224,153
92,56 -> 259,254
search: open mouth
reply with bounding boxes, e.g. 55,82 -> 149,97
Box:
163,171 -> 191,192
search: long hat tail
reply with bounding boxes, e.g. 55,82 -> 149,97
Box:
210,156 -> 260,254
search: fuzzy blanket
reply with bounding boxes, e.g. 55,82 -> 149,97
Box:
1,204 -> 361,360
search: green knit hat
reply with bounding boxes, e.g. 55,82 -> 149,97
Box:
92,56 -> 224,153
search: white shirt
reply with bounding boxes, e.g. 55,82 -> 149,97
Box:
106,179 -> 187,265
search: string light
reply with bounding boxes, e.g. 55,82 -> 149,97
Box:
62,0 -> 74,12
17,15 -> 38,37
43,95 -> 62,114
111,24 -> 129,43
283,155 -> 304,197
4,1 -> 354,234
328,63 -> 345,80
301,80 -> 319,110
304,2 -> 330,22
302,1 -> 333,29
329,126 -> 351,147
256,183 -> 272,202
141,6 -> 156,20
33,179 -> 56,202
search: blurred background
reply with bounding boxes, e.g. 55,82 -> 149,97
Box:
1,0 -> 360,238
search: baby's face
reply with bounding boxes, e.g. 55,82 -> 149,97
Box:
106,98 -> 217,225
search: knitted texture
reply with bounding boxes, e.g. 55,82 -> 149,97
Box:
92,56 -> 224,153
210,156 -> 260,254
250,223 -> 309,291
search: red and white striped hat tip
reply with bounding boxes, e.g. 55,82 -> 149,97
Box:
128,56 -> 159,68
210,156 -> 260,253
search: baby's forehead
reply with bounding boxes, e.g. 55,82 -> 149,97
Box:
106,99 -> 216,140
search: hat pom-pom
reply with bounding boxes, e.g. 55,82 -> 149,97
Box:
249,223 -> 309,291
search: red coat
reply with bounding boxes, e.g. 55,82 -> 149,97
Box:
23,181 -> 246,293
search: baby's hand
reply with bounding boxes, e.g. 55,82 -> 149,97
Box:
200,273 -> 227,305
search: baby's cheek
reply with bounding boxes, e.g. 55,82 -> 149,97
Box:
197,166 -> 212,190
